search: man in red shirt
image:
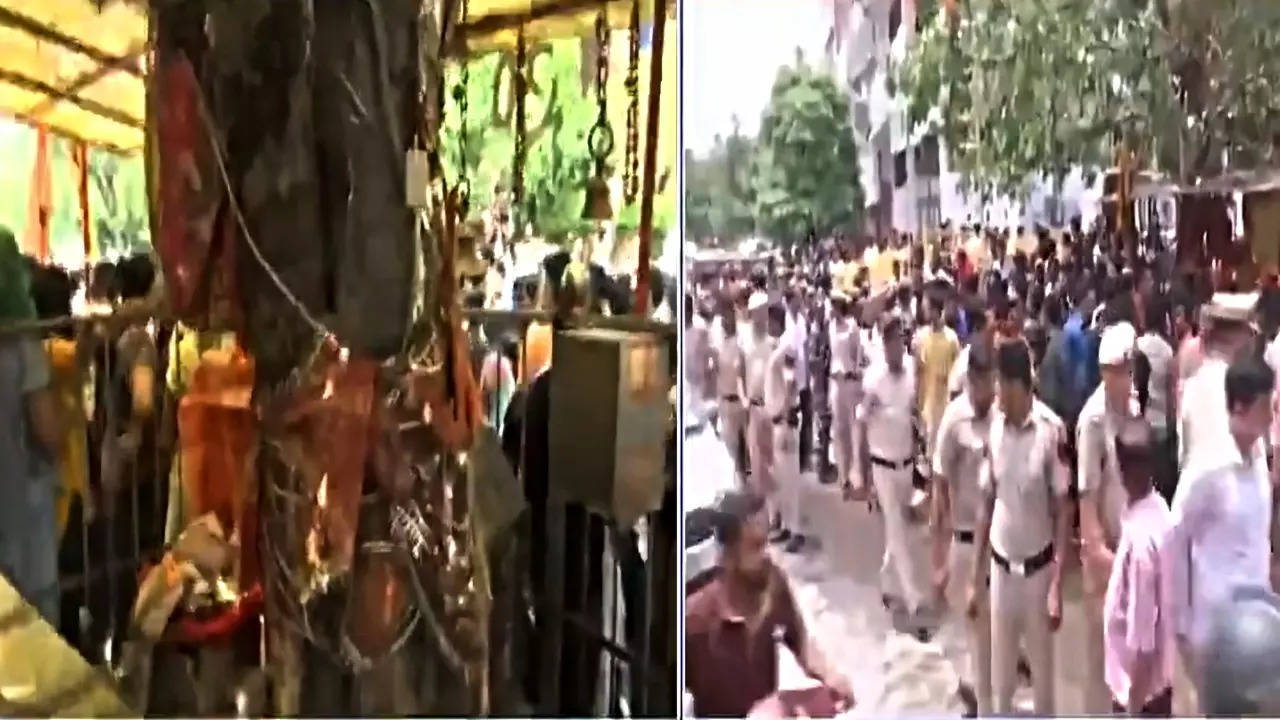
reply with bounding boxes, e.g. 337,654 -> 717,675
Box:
685,491 -> 854,717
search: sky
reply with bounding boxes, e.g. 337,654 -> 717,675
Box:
682,0 -> 832,157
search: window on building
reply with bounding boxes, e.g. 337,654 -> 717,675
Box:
894,150 -> 908,188
889,0 -> 902,42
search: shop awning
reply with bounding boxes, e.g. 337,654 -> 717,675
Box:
0,1 -> 147,152
453,0 -> 671,56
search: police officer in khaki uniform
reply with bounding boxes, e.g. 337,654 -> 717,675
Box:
932,342 -> 997,715
1077,321 -> 1141,714
828,289 -> 864,491
766,303 -> 807,552
744,291 -> 778,528
969,339 -> 1071,715
860,313 -> 925,618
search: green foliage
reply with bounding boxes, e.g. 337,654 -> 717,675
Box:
751,54 -> 862,246
684,116 -> 756,243
0,121 -> 149,265
440,35 -> 676,246
900,0 -> 1280,193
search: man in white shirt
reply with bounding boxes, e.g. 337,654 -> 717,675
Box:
1076,321 -> 1141,714
766,303 -> 807,553
1168,351 -> 1275,715
1177,293 -> 1258,470
859,313 -> 924,620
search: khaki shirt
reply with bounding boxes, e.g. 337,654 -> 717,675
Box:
933,392 -> 992,533
744,331 -> 776,404
1076,386 -> 1139,548
980,400 -> 1070,559
861,361 -> 916,462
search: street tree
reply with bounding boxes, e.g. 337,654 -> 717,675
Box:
683,116 -> 756,245
752,51 -> 862,247
900,0 -> 1280,196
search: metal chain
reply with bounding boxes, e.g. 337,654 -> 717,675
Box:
587,8 -> 613,173
623,0 -> 641,204
453,0 -> 471,211
513,27 -> 528,205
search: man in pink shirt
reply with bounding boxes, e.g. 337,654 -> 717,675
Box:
1105,417 -> 1174,716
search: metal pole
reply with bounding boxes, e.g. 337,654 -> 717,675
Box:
633,0 -> 667,316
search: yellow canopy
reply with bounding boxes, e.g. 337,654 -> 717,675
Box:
0,1 -> 147,152
458,0 -> 670,55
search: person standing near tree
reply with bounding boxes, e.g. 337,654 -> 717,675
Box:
784,285 -> 813,474
915,294 -> 961,457
969,340 -> 1070,716
829,290 -> 864,495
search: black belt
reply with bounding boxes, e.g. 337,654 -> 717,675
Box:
992,544 -> 1054,577
772,407 -> 801,427
954,529 -> 975,544
831,370 -> 861,381
870,455 -> 913,471
722,393 -> 741,402
749,398 -> 764,408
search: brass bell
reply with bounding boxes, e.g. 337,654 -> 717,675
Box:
582,174 -> 613,221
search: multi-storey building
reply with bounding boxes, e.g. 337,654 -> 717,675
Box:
824,0 -> 1097,238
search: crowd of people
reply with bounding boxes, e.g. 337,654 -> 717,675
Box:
684,220 -> 1280,717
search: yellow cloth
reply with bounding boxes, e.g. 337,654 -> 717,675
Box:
965,234 -> 992,272
865,248 -> 897,292
522,321 -> 554,383
164,324 -> 239,543
915,326 -> 960,430
44,338 -> 87,538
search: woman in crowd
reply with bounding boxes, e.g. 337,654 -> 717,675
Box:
0,227 -> 62,624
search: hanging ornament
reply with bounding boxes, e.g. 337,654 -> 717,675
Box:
582,9 -> 614,222
623,0 -> 641,205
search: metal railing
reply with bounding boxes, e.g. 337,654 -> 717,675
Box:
2,306 -> 677,717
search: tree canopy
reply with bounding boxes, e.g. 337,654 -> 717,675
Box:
900,0 -> 1280,195
684,115 -> 755,244
752,54 -> 863,245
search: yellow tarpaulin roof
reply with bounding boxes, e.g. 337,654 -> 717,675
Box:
459,0 -> 672,55
0,1 -> 147,152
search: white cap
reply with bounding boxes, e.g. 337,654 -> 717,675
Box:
1098,321 -> 1137,366
1204,292 -> 1259,324
747,291 -> 769,312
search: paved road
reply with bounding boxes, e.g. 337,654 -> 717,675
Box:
684,424 -> 1092,716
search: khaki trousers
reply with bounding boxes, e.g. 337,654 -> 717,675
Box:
747,405 -> 774,496
990,558 -> 1055,715
772,425 -> 804,534
871,464 -> 925,613
940,538 -> 992,715
829,378 -> 860,486
718,397 -> 747,479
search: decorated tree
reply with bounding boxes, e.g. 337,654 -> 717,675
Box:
751,52 -> 862,246
900,0 -> 1280,195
